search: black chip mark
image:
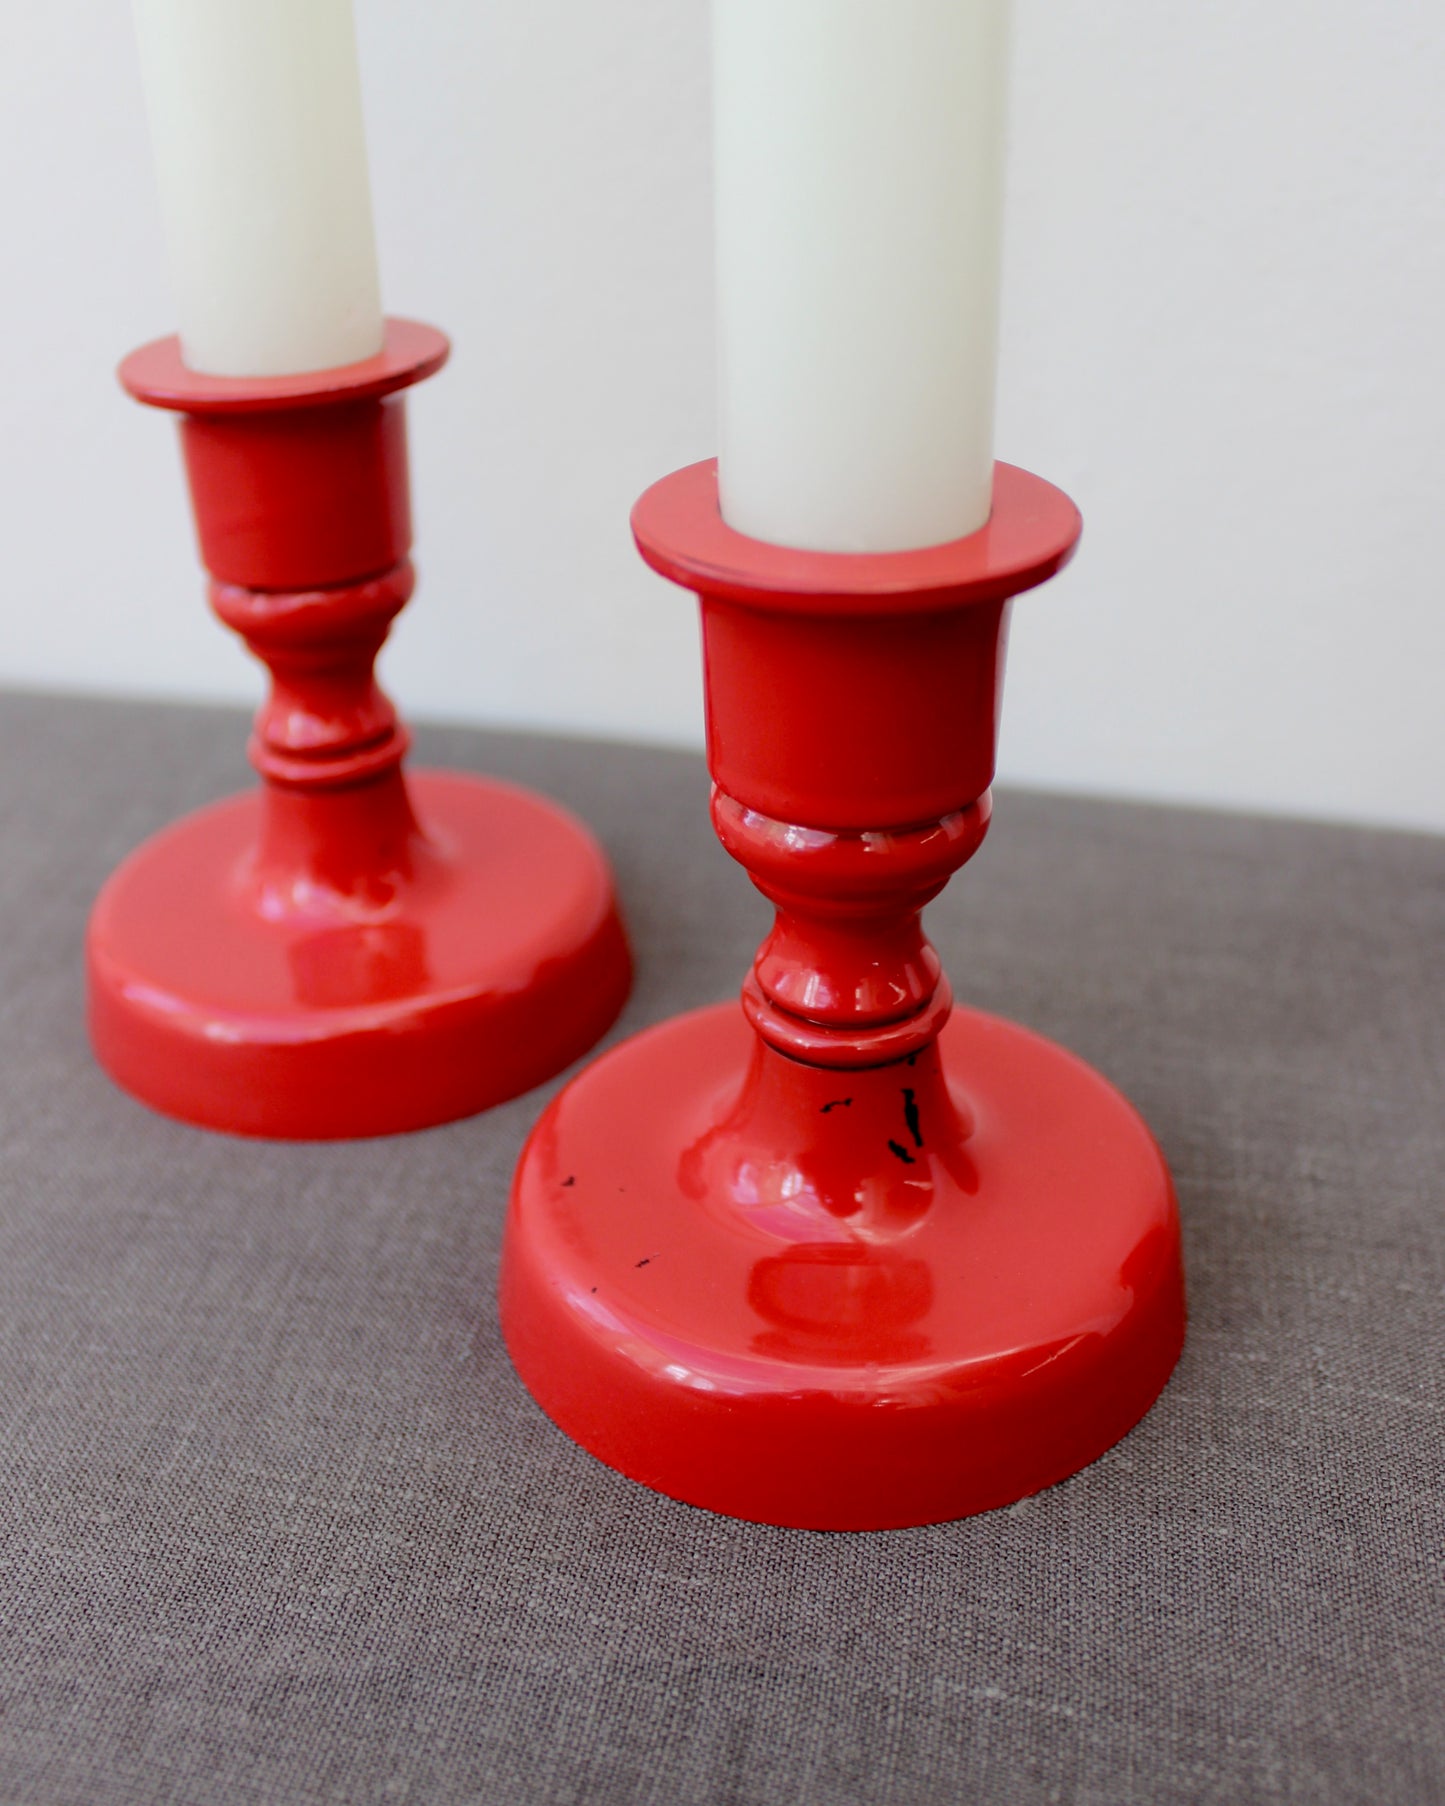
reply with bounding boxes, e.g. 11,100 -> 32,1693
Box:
887,1140 -> 917,1165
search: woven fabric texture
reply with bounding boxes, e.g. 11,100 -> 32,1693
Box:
0,690 -> 1440,1806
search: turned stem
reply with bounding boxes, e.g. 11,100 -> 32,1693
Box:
714,789 -> 991,1069
210,561 -> 413,791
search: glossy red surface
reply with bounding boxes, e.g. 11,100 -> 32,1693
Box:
118,318 -> 451,412
502,1004 -> 1184,1530
635,461 -> 1079,831
714,787 -> 989,1067
121,322 -> 446,591
90,320 -> 630,1137
502,460 -> 1184,1526
631,458 -> 1082,615
89,771 -> 629,1140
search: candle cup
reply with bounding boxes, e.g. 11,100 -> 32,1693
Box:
500,459 -> 1185,1530
88,319 -> 630,1139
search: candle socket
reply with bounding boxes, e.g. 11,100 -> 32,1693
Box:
499,460 -> 1185,1530
88,320 -> 630,1139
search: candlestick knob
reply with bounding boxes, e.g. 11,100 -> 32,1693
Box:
87,320 -> 631,1139
716,788 -> 987,1065
209,562 -> 412,790
500,460 -> 1185,1529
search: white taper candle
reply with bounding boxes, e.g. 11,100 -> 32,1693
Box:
713,0 -> 1011,553
133,0 -> 385,377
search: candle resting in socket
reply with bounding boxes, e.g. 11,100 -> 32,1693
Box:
500,459 -> 1185,1530
88,320 -> 630,1139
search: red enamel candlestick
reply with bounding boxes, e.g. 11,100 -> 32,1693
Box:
88,320 -> 630,1139
501,459 -> 1185,1530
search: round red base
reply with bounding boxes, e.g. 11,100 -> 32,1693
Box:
88,770 -> 631,1139
501,1002 -> 1185,1529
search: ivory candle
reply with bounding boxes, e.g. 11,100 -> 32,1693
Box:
132,0 -> 384,377
713,0 -> 1010,553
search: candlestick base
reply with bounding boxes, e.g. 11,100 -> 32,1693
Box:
89,769 -> 630,1140
502,1001 -> 1184,1530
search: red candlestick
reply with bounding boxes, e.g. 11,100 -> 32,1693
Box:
500,459 -> 1185,1530
88,320 -> 631,1139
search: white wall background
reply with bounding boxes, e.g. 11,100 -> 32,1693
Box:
3,1 -> 1442,832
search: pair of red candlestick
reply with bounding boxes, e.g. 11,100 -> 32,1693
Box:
90,319 -> 1185,1531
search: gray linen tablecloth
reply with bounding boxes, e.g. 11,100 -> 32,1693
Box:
0,688 -> 1440,1806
